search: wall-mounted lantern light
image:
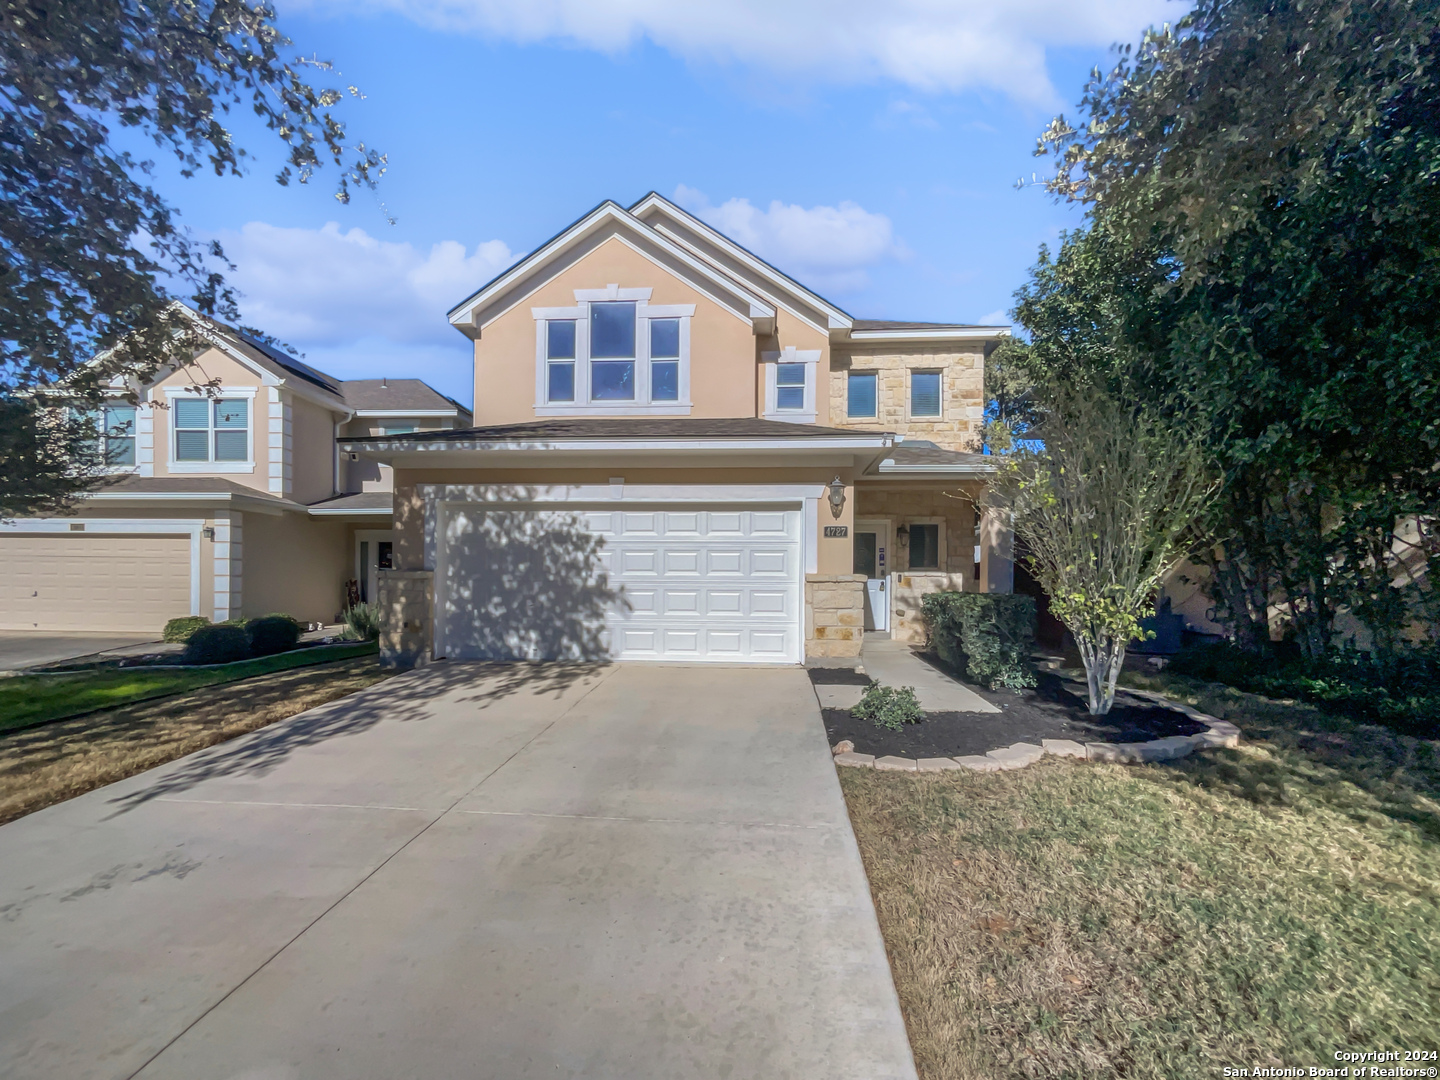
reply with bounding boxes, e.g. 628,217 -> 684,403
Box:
202,526 -> 215,541
895,523 -> 910,547
827,476 -> 846,519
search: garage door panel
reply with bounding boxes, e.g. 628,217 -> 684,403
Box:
0,533 -> 193,632
441,505 -> 802,664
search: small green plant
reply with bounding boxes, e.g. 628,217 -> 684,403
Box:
921,592 -> 1038,690
244,613 -> 301,657
182,624 -> 251,665
851,683 -> 924,731
342,602 -> 381,642
161,616 -> 210,643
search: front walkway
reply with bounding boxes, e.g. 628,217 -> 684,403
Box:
859,633 -> 999,712
0,663 -> 915,1080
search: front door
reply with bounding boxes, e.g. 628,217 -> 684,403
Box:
853,521 -> 890,632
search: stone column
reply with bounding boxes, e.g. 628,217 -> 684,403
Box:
804,573 -> 865,664
979,507 -> 1014,594
378,569 -> 434,669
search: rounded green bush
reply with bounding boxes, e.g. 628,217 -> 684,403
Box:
182,624 -> 251,665
245,614 -> 302,657
162,616 -> 210,643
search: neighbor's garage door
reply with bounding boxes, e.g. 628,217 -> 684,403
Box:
0,533 -> 193,632
439,505 -> 802,663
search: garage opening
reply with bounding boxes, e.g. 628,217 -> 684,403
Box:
437,504 -> 802,663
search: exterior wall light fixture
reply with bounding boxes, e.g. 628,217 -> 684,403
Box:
827,476 -> 846,519
202,526 -> 215,541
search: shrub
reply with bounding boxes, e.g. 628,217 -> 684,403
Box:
342,602 -> 381,642
245,613 -> 302,657
162,616 -> 210,643
921,592 -> 1038,690
851,683 -> 924,731
182,624 -> 251,665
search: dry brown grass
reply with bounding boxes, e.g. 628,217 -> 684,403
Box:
842,727 -> 1440,1080
0,658 -> 392,825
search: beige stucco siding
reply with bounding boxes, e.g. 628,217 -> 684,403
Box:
147,347 -> 270,493
473,236 -> 758,424
830,345 -> 985,451
242,512 -> 350,623
289,396 -> 339,504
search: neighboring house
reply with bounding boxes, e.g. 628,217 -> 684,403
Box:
341,193 -> 1014,668
0,310 -> 469,632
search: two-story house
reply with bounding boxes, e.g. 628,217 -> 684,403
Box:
0,309 -> 469,633
344,193 -> 1014,668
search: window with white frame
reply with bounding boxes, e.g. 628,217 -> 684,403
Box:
174,397 -> 249,462
776,363 -> 806,410
75,402 -> 137,467
534,287 -> 694,413
911,371 -> 942,417
761,347 -> 820,422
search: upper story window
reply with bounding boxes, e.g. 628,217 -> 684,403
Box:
79,402 -> 137,467
911,372 -> 941,417
776,363 -> 806,411
847,371 -> 878,418
533,287 -> 694,415
761,347 -> 820,423
167,392 -> 253,469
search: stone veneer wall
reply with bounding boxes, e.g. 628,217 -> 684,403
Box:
805,573 -> 865,661
853,486 -> 978,578
891,572 -> 967,645
829,345 -> 985,451
378,569 -> 434,669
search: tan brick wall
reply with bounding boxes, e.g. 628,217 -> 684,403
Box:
805,573 -> 865,660
378,569 -> 434,669
828,345 -> 985,451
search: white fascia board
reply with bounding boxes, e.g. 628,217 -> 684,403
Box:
308,506 -> 393,517
341,436 -> 892,455
848,327 -> 1012,342
351,409 -> 458,418
873,461 -> 997,476
630,194 -> 853,332
448,202 -> 774,332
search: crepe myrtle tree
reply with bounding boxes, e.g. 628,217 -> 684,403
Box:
989,379 -> 1217,714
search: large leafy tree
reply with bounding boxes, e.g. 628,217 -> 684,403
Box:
1019,0 -> 1440,661
0,0 -> 382,516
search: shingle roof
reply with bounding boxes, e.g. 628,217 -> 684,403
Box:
340,379 -> 469,415
886,441 -> 989,466
83,475 -> 290,500
306,491 -> 394,513
355,417 -> 887,442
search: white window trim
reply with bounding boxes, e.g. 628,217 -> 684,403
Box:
87,395 -> 142,475
762,347 -> 821,423
163,386 -> 257,473
532,289 -> 696,416
1,517 -> 204,616
908,369 -> 944,420
846,368 -> 880,419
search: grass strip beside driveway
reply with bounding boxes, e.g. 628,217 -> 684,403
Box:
0,656 -> 393,826
0,641 -> 379,732
842,684 -> 1440,1080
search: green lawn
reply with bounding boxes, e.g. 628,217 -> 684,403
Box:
842,674 -> 1440,1079
0,641 -> 379,732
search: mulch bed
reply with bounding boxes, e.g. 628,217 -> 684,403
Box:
815,662 -> 1206,759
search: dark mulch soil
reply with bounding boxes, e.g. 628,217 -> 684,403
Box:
814,662 -> 1206,759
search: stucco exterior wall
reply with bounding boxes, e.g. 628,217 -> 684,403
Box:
472,236 -> 758,424
147,347 -> 271,493
829,345 -> 985,451
242,510 -> 350,623
290,395 -> 339,505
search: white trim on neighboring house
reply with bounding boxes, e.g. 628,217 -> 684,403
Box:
344,434 -> 892,455
848,326 -> 1011,342
211,510 -> 242,621
0,517 -> 204,616
351,409 -> 460,419
137,396 -> 155,477
308,505 -> 393,518
532,290 -> 697,416
267,386 -> 293,496
163,385 -> 258,474
761,346 -> 821,424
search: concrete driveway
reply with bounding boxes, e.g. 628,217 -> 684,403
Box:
0,631 -> 159,671
0,663 -> 916,1080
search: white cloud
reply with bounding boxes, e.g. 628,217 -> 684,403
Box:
674,185 -> 903,293
978,307 -> 1010,326
298,0 -> 1174,105
216,221 -> 516,348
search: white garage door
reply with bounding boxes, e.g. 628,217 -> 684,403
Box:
0,533 -> 194,632
439,505 -> 802,664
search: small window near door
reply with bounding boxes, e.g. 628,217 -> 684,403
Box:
908,524 -> 939,569
377,541 -> 394,570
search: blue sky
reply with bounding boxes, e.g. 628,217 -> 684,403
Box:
133,0 -> 1179,405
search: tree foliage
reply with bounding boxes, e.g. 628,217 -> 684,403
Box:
1,1 -> 382,515
1019,0 -> 1440,662
991,380 -> 1217,714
